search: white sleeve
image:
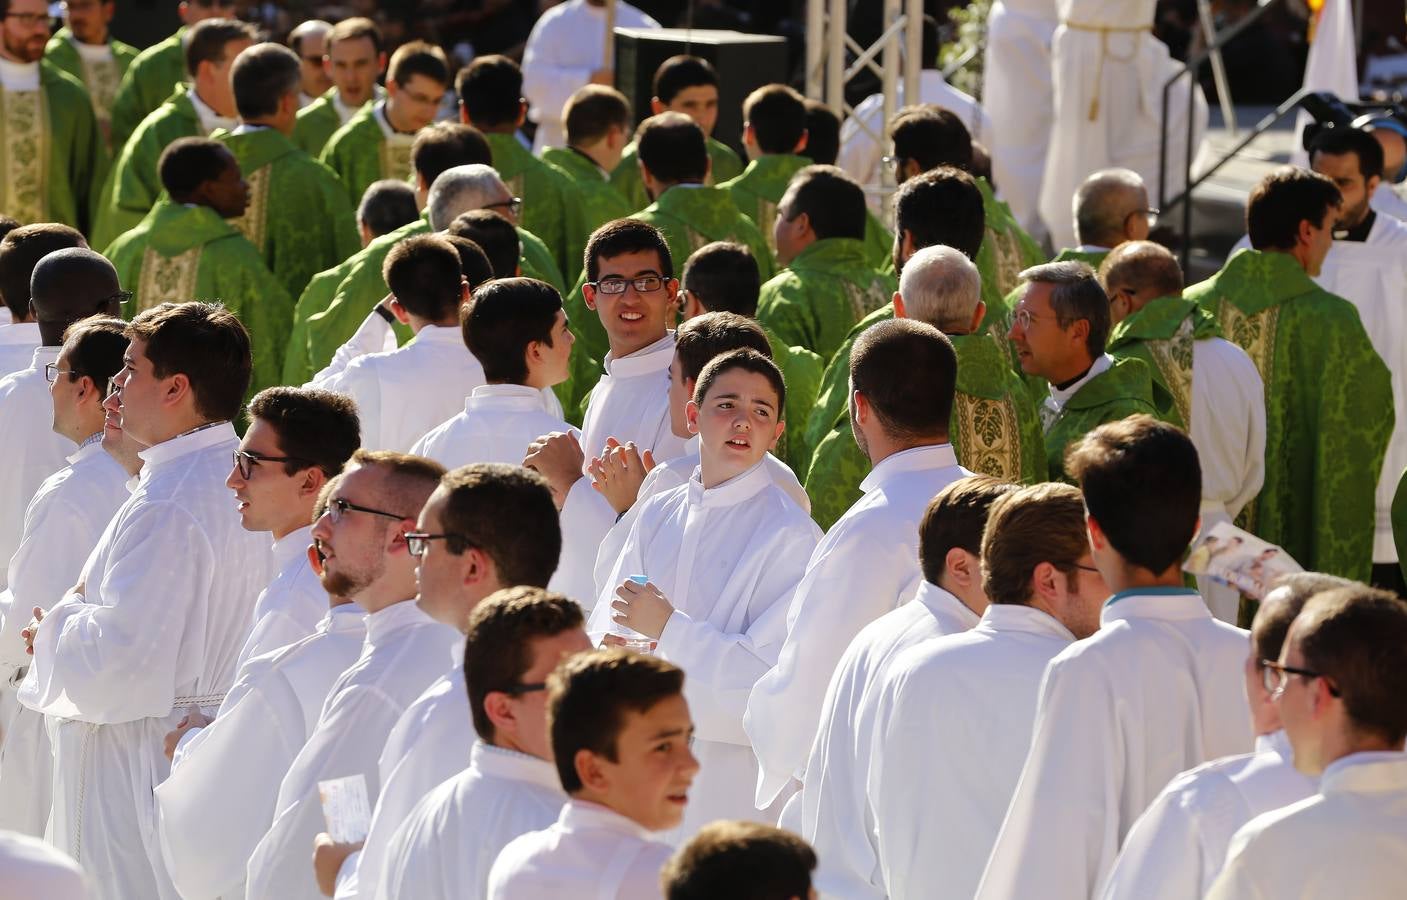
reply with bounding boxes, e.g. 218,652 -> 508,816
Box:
520,15 -> 594,131
308,311 -> 395,388
1097,780 -> 1209,900
336,360 -> 384,451
0,494 -> 99,672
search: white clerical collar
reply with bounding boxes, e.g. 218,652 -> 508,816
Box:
602,332 -> 674,378
332,90 -> 358,123
299,90 -> 317,108
1073,244 -> 1111,254
977,602 -> 1076,640
72,37 -> 114,62
1100,586 -> 1210,626
0,56 -> 39,91
0,322 -> 40,345
914,581 -> 982,630
363,597 -> 438,645
137,420 -> 235,475
374,101 -> 416,143
687,457 -> 771,508
466,382 -> 549,411
188,88 -> 236,135
272,524 -> 314,571
559,798 -> 658,840
1320,751 -> 1407,796
410,324 -> 463,345
231,122 -> 273,135
28,344 -> 59,370
859,442 -> 959,494
473,740 -> 564,793
1047,352 -> 1114,409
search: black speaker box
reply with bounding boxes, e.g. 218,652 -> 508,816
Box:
614,27 -> 789,156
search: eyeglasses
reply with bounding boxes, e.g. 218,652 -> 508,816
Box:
106,375 -> 122,397
1071,563 -> 1100,574
590,275 -> 665,295
44,364 -> 81,384
495,682 -> 548,696
483,197 -> 523,218
232,449 -> 313,480
1012,307 -> 1060,330
104,290 -> 134,309
1126,207 -> 1160,229
4,12 -> 50,25
1260,659 -> 1339,698
881,154 -> 904,173
404,531 -> 473,558
327,496 -> 408,524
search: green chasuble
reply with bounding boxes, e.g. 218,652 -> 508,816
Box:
486,133 -> 581,285
107,27 -> 184,157
292,86 -> 382,158
804,328 -> 1048,530
1393,466 -> 1407,584
105,201 -> 287,395
1185,247 -> 1394,582
1107,295 -> 1220,428
283,260 -> 353,385
756,236 -> 895,362
1043,356 -> 1160,483
320,102 -> 416,209
0,61 -> 101,234
215,126 -> 361,303
975,178 -> 1044,300
94,85 -> 198,252
541,145 -> 633,281
760,323 -> 822,474
45,28 -> 137,154
610,135 -> 743,212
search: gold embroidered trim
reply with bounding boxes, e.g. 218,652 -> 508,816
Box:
79,55 -> 121,134
378,137 -> 414,185
1146,314 -> 1196,424
137,246 -> 201,310
954,390 -> 1023,480
842,277 -> 891,321
988,227 -> 1024,297
0,85 -> 49,224
759,198 -> 779,256
1217,300 -> 1279,386
228,164 -> 271,252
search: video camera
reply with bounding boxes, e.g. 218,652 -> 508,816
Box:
1301,92 -> 1407,181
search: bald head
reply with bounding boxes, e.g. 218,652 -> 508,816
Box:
1097,240 -> 1184,321
426,164 -> 511,232
897,244 -> 983,334
31,248 -> 123,345
0,224 -> 87,322
1073,168 -> 1150,249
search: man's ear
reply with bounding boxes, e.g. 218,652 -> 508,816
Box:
300,466 -> 327,499
970,300 -> 987,333
892,291 -> 907,320
387,297 -> 411,325
793,129 -> 808,154
582,283 -> 598,312
575,748 -> 609,793
685,398 -> 701,435
516,99 -> 528,128
1086,512 -> 1107,550
649,96 -> 665,116
944,547 -> 976,589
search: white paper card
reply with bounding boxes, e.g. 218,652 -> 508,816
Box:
318,774 -> 371,843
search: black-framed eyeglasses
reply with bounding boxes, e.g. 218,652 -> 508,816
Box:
1072,563 -> 1100,574
590,274 -> 665,295
1261,659 -> 1338,698
327,496 -> 408,524
404,531 -> 474,558
232,449 -> 314,480
4,12 -> 50,25
106,375 -> 121,397
495,682 -> 547,696
483,197 -> 523,218
104,290 -> 134,309
1126,207 -> 1160,228
44,364 -> 82,384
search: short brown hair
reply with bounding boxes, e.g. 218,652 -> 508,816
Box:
850,318 -> 956,440
565,85 -> 631,146
383,234 -> 463,321
0,223 -> 86,318
1018,260 -> 1111,358
1064,415 -> 1201,575
388,39 -> 449,88
450,210 -> 520,278
547,649 -> 685,794
61,316 -> 128,393
455,55 -> 523,128
183,18 -> 258,79
462,277 -> 562,384
326,16 -> 382,56
693,348 -> 785,414
1098,240 -> 1185,299
636,111 -> 708,185
662,820 -> 816,900
1247,166 -> 1342,252
584,218 -> 673,283
1294,586 -> 1407,745
1255,572 -> 1354,663
890,105 -> 972,172
980,482 -> 1088,605
436,463 -> 561,587
246,387 -> 361,478
674,311 -> 771,384
347,448 -> 447,519
411,122 -> 492,184
919,475 -> 1017,585
742,83 -> 806,154
680,242 -> 761,317
464,587 -> 585,742
126,302 -> 252,422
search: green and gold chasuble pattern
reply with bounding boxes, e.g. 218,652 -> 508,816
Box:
756,236 -> 895,363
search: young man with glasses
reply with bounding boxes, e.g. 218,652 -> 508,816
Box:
245,449 -> 454,900
43,0 -> 137,153
976,416 -> 1253,900
315,463 -> 562,898
1101,572 -> 1339,900
374,587 -> 590,900
17,301 -> 277,900
1207,585 -> 1407,900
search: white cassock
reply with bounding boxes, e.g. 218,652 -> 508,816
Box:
869,604 -> 1075,900
410,383 -> 572,467
0,346 -> 75,591
332,659 -> 474,900
1036,0 -> 1206,250
1099,729 -> 1315,900
1371,181 -> 1407,221
1186,335 -> 1266,624
374,741 -> 565,900
230,525 -> 326,673
1313,213 -> 1407,567
0,436 -> 128,837
983,0 -> 1058,235
17,423 -> 276,900
244,600 -> 459,900
520,0 -> 660,153
744,444 -> 971,810
592,434 -> 809,597
0,322 -> 40,382
590,460 -> 821,838
310,324 -> 485,452
839,69 -> 993,215
801,582 -> 981,900
975,588 -> 1255,900
557,334 -> 689,611
1206,751 -> 1407,900
154,604 -> 367,900
0,829 -> 89,899
486,799 -> 675,900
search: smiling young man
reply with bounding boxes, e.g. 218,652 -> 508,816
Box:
594,350 -> 819,838
487,648 -> 700,899
292,17 -> 386,158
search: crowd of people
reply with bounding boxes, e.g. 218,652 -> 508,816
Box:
0,0 -> 1400,898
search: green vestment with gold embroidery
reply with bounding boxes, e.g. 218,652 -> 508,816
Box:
610,135 -> 743,212
44,28 -> 137,155
756,236 -> 896,362
214,126 -> 360,302
283,261 -> 353,385
105,201 -> 287,395
1185,248 -> 1393,582
486,132 -> 581,285
1042,356 -> 1160,482
106,27 -> 184,157
292,86 -> 382,158
94,85 -> 199,252
540,145 -> 633,281
760,323 -> 822,474
0,61 -> 101,234
319,102 -> 415,209
1107,295 -> 1220,428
